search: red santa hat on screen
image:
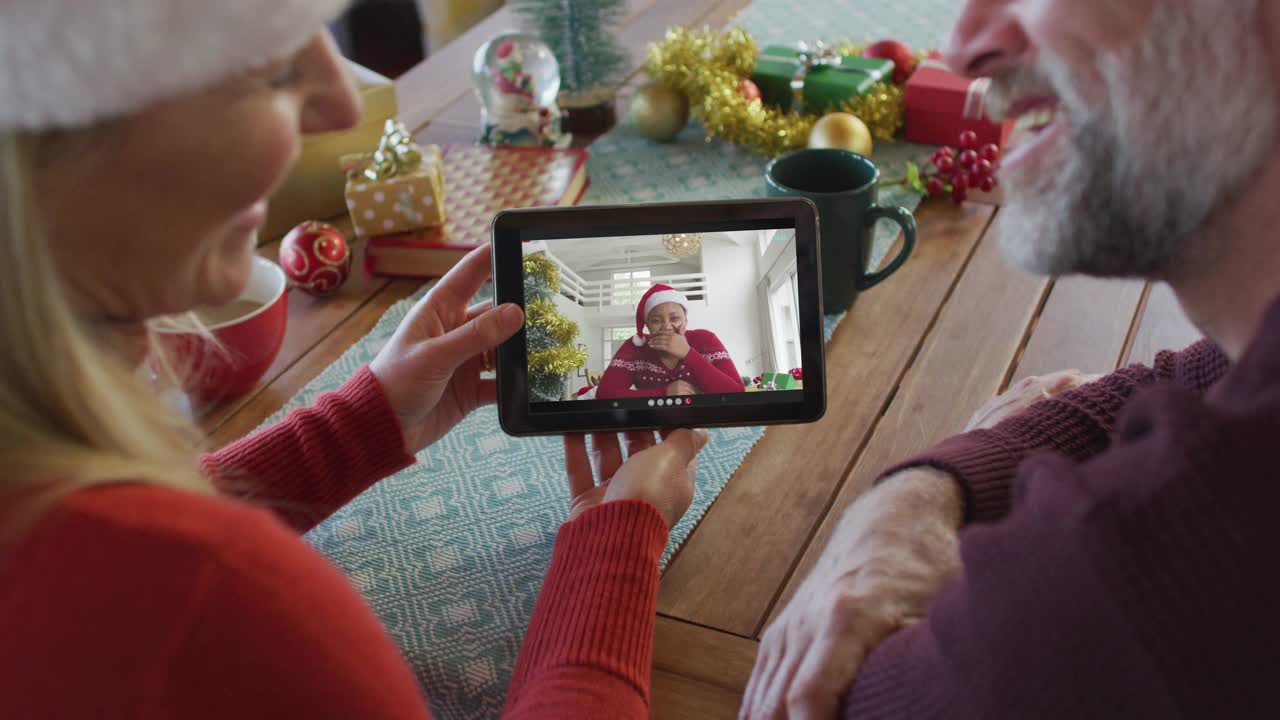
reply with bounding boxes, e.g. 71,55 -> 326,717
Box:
632,284 -> 689,347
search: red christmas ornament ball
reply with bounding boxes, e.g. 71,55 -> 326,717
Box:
862,39 -> 917,85
740,78 -> 762,102
278,221 -> 352,297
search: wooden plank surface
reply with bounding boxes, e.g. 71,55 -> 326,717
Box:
651,671 -> 741,720
1012,276 -> 1146,381
653,617 -> 758,692
657,202 -> 995,637
766,220 -> 1049,631
694,0 -> 755,29
1124,281 -> 1201,366
408,120 -> 487,147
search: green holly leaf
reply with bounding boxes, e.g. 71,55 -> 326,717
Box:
905,162 -> 927,195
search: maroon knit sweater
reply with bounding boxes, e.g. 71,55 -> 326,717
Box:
844,310 -> 1280,717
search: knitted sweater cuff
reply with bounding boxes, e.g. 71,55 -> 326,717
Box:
505,500 -> 668,707
879,430 -> 1019,525
202,366 -> 415,529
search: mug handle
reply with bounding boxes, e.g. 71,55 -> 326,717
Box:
858,205 -> 918,290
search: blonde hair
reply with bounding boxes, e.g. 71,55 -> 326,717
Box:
0,131 -> 212,521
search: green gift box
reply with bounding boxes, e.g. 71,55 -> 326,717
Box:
751,45 -> 895,115
761,372 -> 798,390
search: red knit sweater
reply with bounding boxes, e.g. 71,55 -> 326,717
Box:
0,367 -> 668,719
596,329 -> 745,399
843,316 -> 1280,717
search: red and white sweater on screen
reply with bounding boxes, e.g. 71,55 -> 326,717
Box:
0,367 -> 667,719
596,329 -> 745,399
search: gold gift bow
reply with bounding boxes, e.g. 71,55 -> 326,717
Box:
759,42 -> 890,115
354,119 -> 423,181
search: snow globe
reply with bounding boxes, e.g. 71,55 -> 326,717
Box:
473,32 -> 569,148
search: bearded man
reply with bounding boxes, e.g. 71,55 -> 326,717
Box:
742,1 -> 1280,717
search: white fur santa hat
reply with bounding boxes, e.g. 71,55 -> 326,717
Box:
0,0 -> 351,132
632,283 -> 688,347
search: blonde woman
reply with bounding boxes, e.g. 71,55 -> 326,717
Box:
0,2 -> 705,717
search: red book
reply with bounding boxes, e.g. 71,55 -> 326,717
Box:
364,145 -> 590,279
904,54 -> 1013,149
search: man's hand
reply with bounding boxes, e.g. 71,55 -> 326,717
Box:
741,468 -> 962,720
666,379 -> 699,395
965,370 -> 1101,431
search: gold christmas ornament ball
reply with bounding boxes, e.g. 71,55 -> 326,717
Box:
808,113 -> 874,156
628,83 -> 690,142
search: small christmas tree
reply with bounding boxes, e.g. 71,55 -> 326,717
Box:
523,252 -> 588,402
513,0 -> 628,105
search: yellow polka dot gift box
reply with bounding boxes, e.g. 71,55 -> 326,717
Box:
340,120 -> 447,239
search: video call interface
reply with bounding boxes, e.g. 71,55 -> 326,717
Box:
524,227 -> 804,414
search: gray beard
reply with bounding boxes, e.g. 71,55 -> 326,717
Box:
997,0 -> 1277,279
999,122 -> 1201,278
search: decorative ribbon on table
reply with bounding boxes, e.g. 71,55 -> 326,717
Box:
917,58 -> 992,120
760,42 -> 889,115
354,119 -> 423,181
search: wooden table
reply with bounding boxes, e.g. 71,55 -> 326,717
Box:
205,2 -> 1204,716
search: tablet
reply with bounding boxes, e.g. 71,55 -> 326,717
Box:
491,198 -> 825,436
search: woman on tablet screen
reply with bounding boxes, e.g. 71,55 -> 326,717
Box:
596,284 -> 746,399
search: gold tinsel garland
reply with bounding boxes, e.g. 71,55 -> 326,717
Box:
523,252 -> 588,375
523,252 -> 560,291
644,27 -> 907,157
526,298 -> 579,346
529,346 -> 590,376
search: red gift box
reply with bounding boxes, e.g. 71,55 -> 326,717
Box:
904,56 -> 1013,148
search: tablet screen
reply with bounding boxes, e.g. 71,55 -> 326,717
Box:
522,226 -> 805,414
493,198 -> 825,436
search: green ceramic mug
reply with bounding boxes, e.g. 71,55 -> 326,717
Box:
765,148 -> 917,313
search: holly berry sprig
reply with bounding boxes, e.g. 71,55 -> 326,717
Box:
904,130 -> 1001,204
